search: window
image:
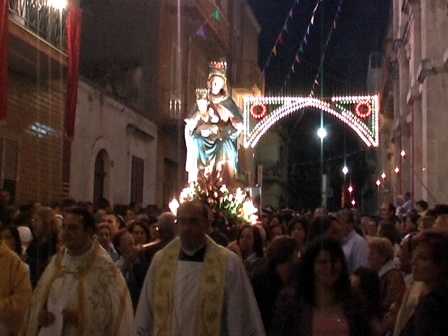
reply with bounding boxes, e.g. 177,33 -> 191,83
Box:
93,150 -> 107,206
170,43 -> 182,119
0,138 -> 19,203
163,158 -> 178,207
131,156 -> 144,203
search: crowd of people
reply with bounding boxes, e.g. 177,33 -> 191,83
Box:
1,189 -> 448,335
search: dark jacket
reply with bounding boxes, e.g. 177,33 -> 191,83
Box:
401,288 -> 448,336
251,268 -> 284,332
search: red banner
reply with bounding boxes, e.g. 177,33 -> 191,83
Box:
65,3 -> 82,138
0,0 -> 9,121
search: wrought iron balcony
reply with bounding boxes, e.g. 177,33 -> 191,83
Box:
8,0 -> 68,78
9,0 -> 67,51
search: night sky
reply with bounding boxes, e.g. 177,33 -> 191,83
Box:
249,0 -> 392,211
250,0 -> 391,95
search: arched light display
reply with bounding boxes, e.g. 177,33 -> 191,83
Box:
243,95 -> 379,149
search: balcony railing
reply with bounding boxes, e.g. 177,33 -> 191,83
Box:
9,0 -> 67,52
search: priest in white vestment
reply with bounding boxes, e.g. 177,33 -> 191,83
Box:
133,200 -> 265,336
20,207 -> 134,336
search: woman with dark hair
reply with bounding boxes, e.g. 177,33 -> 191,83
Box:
252,236 -> 300,332
129,220 -> 151,245
0,225 -> 22,257
268,221 -> 285,245
270,236 -> 372,336
352,266 -> 385,335
400,230 -> 448,335
308,214 -> 344,244
230,225 -> 265,279
287,215 -> 309,251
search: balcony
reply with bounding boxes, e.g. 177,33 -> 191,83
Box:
167,0 -> 230,52
8,0 -> 67,79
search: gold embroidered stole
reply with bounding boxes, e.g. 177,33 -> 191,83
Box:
154,236 -> 228,336
36,243 -> 100,336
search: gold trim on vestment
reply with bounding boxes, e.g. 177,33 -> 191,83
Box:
36,243 -> 100,335
153,236 -> 228,336
114,286 -> 129,334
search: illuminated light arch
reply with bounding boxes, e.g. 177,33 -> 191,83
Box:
243,95 -> 379,149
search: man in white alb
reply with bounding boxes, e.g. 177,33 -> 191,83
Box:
21,207 -> 133,336
133,200 -> 265,336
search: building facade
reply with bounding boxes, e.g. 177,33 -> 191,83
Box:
378,0 -> 448,206
70,80 -> 157,206
4,0 -> 72,205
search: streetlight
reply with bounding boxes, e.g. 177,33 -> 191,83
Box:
317,127 -> 327,140
342,166 -> 348,175
318,126 -> 327,208
376,179 -> 381,187
381,172 -> 386,179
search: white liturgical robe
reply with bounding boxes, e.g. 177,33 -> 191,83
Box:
133,236 -> 265,336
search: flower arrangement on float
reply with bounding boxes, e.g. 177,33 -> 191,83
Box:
169,175 -> 258,227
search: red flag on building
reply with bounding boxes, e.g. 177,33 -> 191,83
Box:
65,3 -> 82,138
0,0 -> 9,121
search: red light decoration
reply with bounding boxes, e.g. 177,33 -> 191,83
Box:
250,103 -> 267,120
355,101 -> 372,119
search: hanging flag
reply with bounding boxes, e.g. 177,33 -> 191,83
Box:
295,55 -> 300,63
65,3 -> 83,138
311,15 -> 315,25
307,26 -> 310,34
196,26 -> 206,39
279,34 -> 284,44
0,0 -> 9,121
289,9 -> 293,18
299,45 -> 304,53
304,36 -> 308,44
296,0 -> 300,4
211,10 -> 221,21
283,23 -> 289,33
291,64 -> 295,73
273,46 -> 277,56
334,21 -> 337,29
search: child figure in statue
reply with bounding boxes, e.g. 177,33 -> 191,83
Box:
184,88 -> 221,182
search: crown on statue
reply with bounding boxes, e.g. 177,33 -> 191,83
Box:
208,61 -> 227,79
195,88 -> 209,100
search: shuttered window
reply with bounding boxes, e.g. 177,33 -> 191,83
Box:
131,156 -> 144,203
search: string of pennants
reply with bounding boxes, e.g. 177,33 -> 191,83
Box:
262,0 -> 321,76
195,10 -> 221,39
309,0 -> 344,97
